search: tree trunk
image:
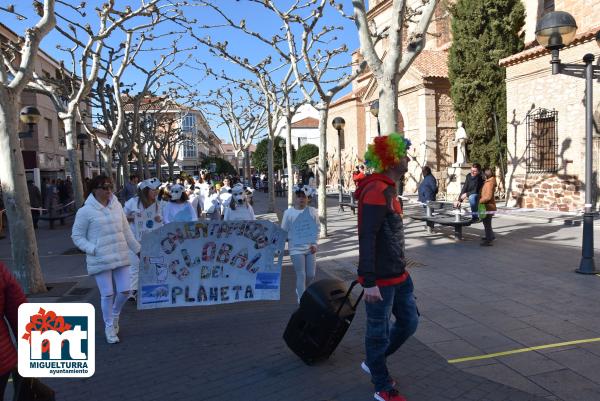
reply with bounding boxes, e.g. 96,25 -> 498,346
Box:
136,145 -> 145,180
122,154 -> 130,184
317,106 -> 328,238
267,138 -> 275,213
286,115 -> 294,208
168,162 -> 175,181
62,116 -> 85,208
244,148 -> 251,185
155,158 -> 161,180
100,147 -> 113,180
378,77 -> 399,136
0,93 -> 46,293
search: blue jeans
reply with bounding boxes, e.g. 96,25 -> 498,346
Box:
469,193 -> 479,220
365,276 -> 418,392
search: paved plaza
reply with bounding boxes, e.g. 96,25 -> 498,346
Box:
2,191 -> 600,401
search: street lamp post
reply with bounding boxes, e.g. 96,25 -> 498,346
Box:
332,117 -> 345,211
535,12 -> 600,274
18,106 -> 41,139
369,100 -> 380,137
77,132 -> 89,182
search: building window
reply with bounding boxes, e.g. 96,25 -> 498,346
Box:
526,108 -> 558,173
58,120 -> 66,147
182,115 -> 196,132
183,140 -> 197,159
45,118 -> 52,139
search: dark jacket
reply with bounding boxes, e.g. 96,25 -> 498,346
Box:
28,182 -> 42,208
460,173 -> 484,197
356,174 -> 407,288
0,262 -> 27,376
418,174 -> 437,204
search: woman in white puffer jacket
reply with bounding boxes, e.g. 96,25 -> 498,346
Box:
71,175 -> 140,344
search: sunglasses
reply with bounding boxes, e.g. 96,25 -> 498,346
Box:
97,184 -> 114,191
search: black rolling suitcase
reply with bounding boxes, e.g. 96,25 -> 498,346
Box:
283,279 -> 364,365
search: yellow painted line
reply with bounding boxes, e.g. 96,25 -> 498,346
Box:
448,337 -> 600,364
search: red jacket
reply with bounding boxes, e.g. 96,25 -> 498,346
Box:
0,262 -> 27,376
356,174 -> 408,288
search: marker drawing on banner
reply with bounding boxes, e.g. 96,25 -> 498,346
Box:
288,208 -> 319,248
138,220 -> 287,309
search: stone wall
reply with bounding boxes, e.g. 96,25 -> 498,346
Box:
504,39 -> 600,208
510,174 -> 583,211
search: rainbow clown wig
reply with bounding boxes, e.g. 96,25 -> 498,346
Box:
364,133 -> 411,173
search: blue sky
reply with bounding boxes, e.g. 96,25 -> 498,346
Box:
2,0 -> 361,142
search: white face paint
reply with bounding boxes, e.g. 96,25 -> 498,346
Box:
169,184 -> 184,201
231,184 -> 246,205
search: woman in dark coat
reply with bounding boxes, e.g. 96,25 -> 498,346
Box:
418,166 -> 438,204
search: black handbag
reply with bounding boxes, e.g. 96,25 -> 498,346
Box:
12,374 -> 55,401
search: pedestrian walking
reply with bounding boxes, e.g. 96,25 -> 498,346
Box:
356,133 -> 418,401
71,175 -> 140,344
123,178 -> 163,300
218,178 -> 233,218
224,184 -> 255,221
0,262 -> 27,399
281,185 -> 319,303
454,163 -> 484,221
122,175 -> 139,202
27,180 -> 42,229
417,166 -> 438,205
479,168 -> 497,246
162,184 -> 197,224
203,184 -> 222,220
352,165 -> 366,188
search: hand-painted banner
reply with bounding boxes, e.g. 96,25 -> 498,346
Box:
289,208 -> 318,248
138,220 -> 287,309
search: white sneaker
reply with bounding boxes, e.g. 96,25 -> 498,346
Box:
112,315 -> 120,335
105,325 -> 120,344
361,361 -> 371,374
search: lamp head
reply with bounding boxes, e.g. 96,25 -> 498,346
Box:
19,106 -> 41,125
279,139 -> 286,148
369,100 -> 379,118
77,132 -> 89,143
332,117 -> 345,131
535,11 -> 577,50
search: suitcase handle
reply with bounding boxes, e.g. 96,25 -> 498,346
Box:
335,280 -> 364,315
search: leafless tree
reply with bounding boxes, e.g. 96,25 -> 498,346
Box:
0,0 -> 55,293
204,86 -> 267,183
351,0 -> 439,134
244,0 -> 367,237
28,0 -> 188,207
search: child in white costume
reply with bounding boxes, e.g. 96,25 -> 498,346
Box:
162,184 -> 198,224
224,184 -> 255,221
281,185 -> 319,303
123,177 -> 163,301
203,184 -> 222,220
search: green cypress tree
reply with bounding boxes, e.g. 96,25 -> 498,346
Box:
448,0 -> 525,170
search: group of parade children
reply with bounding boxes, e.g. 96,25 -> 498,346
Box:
71,169 -> 319,343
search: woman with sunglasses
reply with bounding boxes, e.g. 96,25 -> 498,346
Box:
72,175 -> 140,344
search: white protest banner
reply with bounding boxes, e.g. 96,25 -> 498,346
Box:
138,220 -> 287,309
289,208 -> 319,248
